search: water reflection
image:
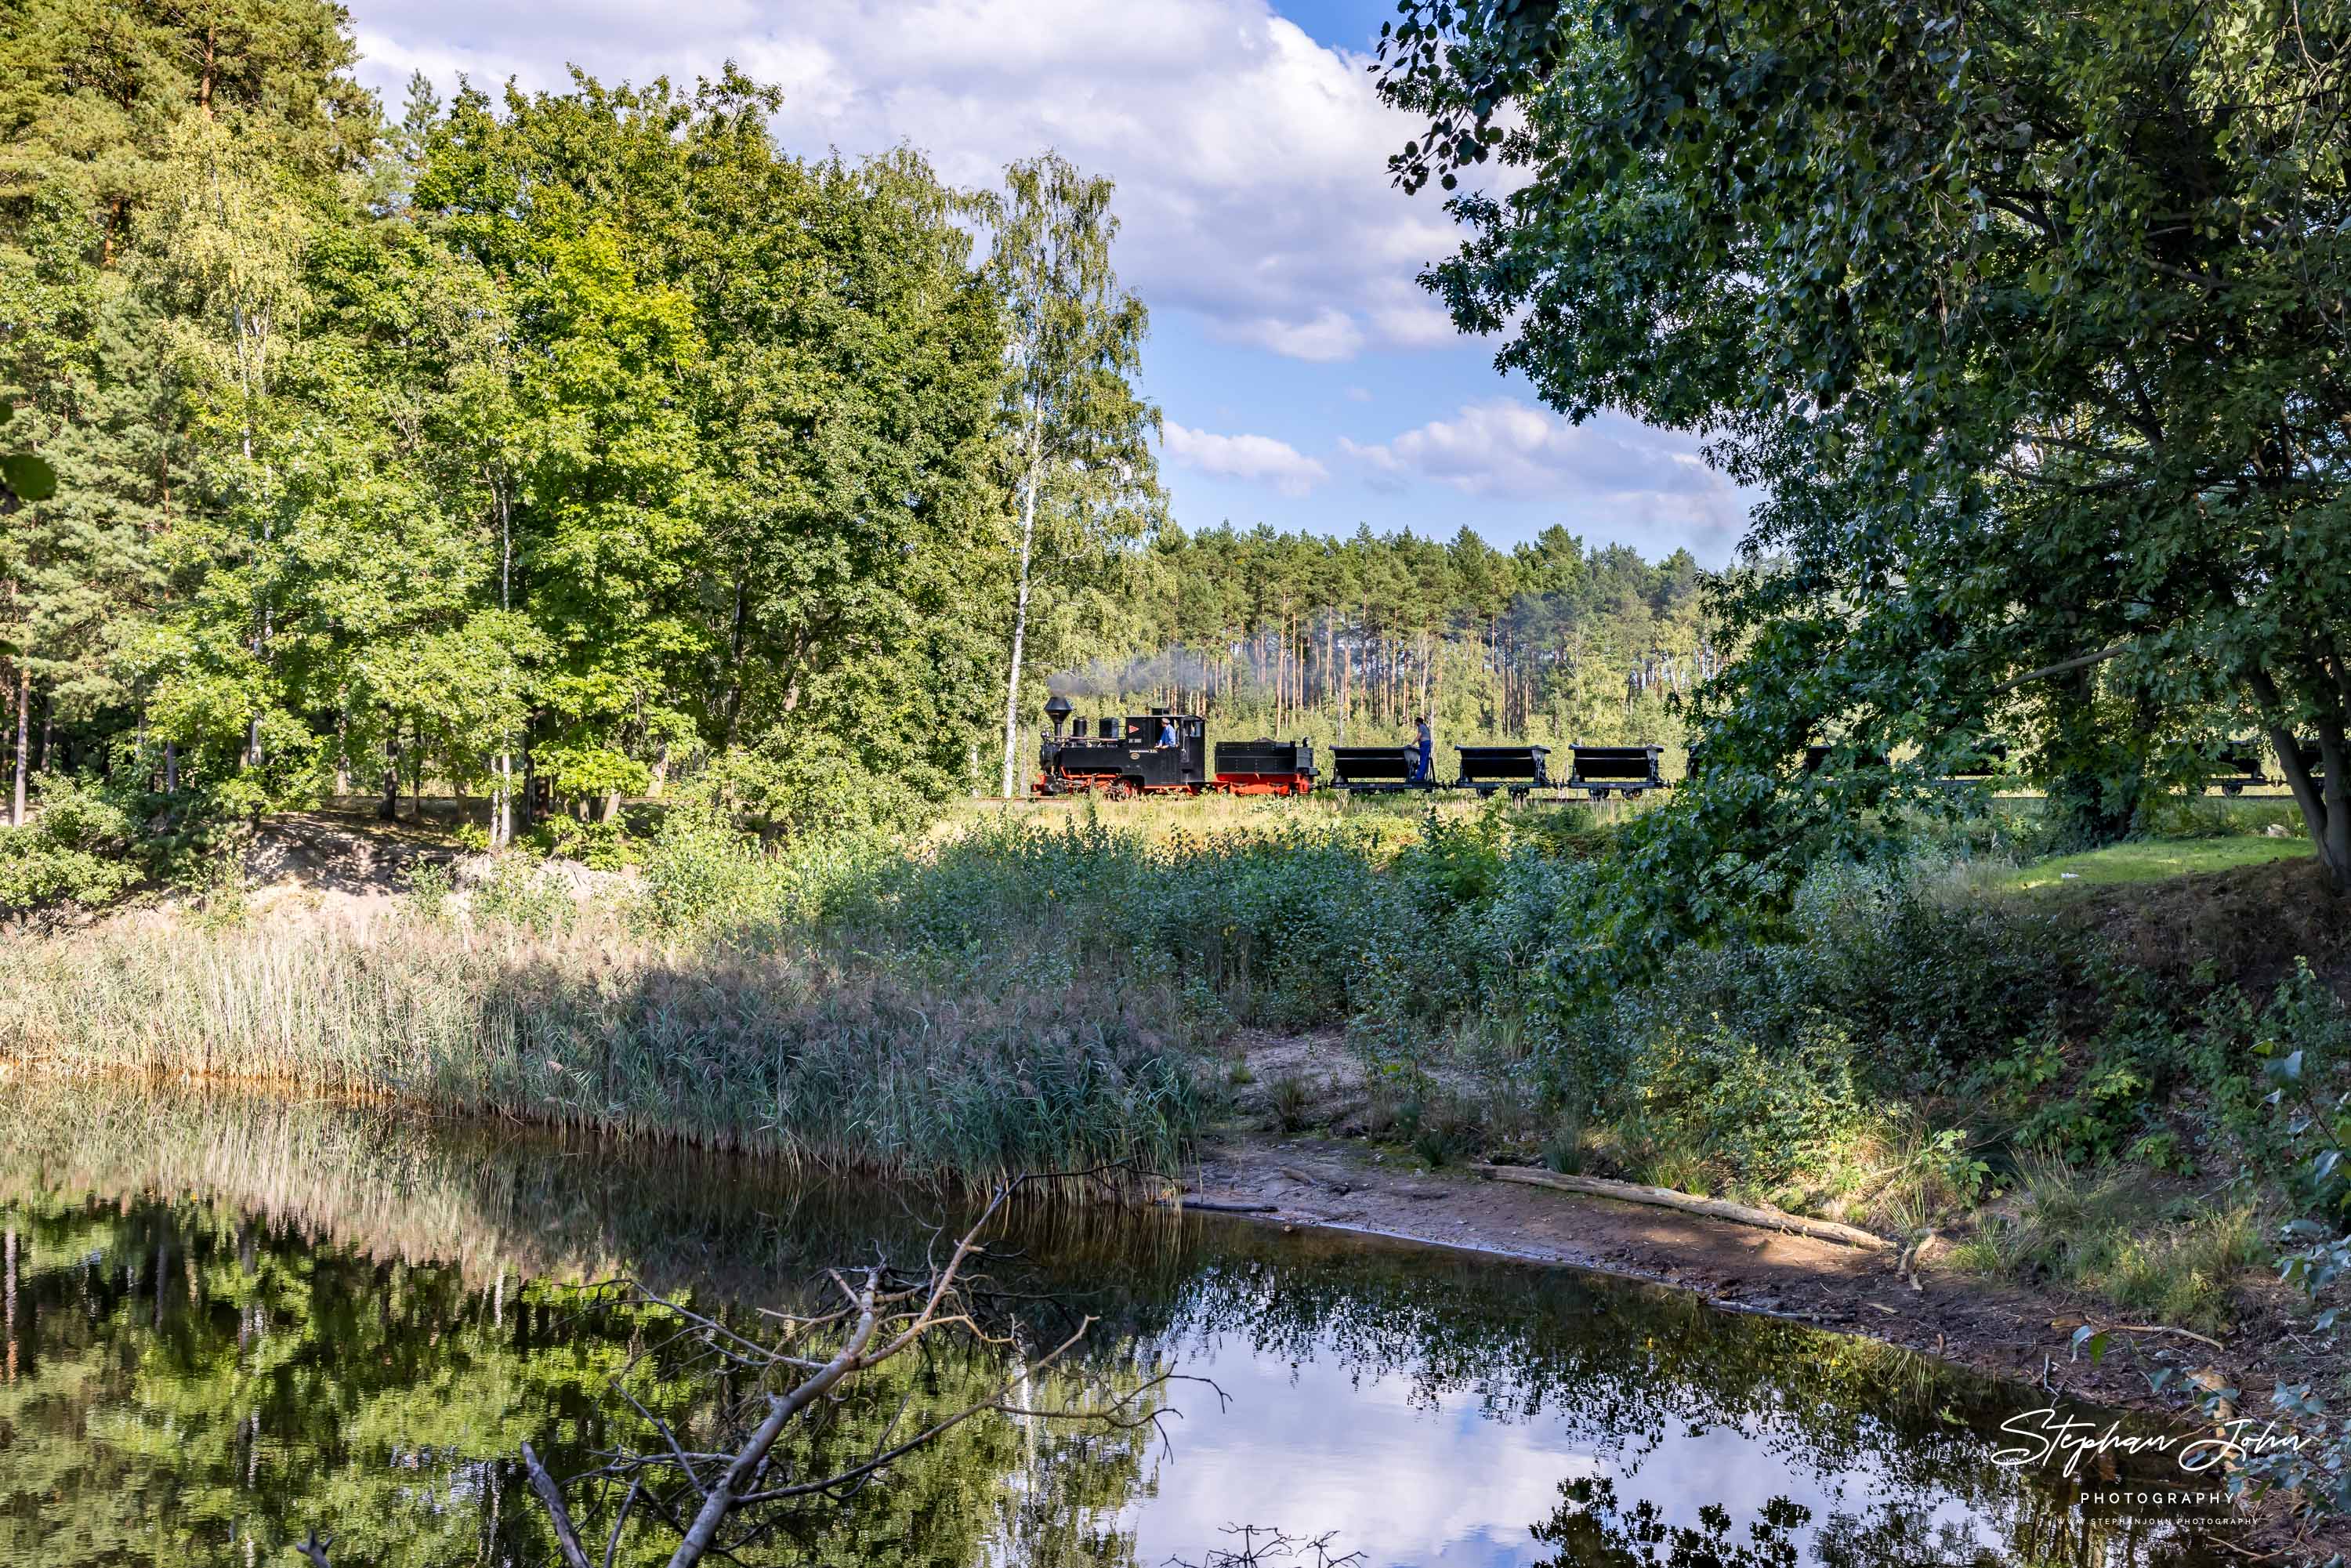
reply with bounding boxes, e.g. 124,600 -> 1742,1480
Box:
0,1086 -> 2223,1566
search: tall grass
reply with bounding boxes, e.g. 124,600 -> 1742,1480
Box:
0,901 -> 1200,1186
1947,1155 -> 2266,1332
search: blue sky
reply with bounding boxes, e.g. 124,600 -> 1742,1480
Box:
346,0 -> 1755,563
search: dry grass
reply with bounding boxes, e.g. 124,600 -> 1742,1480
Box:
1946,1155 -> 2268,1333
0,901 -> 1201,1186
929,788 -> 1654,849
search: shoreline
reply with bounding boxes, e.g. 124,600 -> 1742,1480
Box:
1176,1128 -> 2346,1558
1,1058 -> 2320,1419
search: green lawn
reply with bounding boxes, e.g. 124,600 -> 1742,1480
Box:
1996,835 -> 2314,893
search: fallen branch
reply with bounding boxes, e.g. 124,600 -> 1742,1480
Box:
2103,1321 -> 2226,1353
1158,1195 -> 1280,1214
523,1443 -> 594,1568
1472,1164 -> 1889,1251
526,1162 -> 1213,1567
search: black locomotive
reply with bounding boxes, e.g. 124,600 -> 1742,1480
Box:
1037,694 -> 1316,797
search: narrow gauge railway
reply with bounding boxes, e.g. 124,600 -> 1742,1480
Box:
1034,695 -> 2325,802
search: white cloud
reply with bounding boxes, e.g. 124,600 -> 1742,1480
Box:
1163,421 -> 1329,497
347,0 -> 1460,362
1216,308 -> 1364,364
1343,399 -> 1755,545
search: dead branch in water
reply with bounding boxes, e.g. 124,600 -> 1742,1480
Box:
1168,1523 -> 1367,1568
1473,1164 -> 1890,1251
524,1164 -> 1223,1568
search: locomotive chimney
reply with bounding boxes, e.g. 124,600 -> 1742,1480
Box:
1044,693 -> 1073,737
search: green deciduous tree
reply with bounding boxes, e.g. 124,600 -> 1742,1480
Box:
1378,0 -> 2351,897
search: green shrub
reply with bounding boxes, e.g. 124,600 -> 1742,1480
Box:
2135,795 -> 2305,840
1268,1074 -> 1310,1134
401,860 -> 453,921
1407,1092 -> 1483,1167
471,858 -> 579,934
0,776 -> 146,914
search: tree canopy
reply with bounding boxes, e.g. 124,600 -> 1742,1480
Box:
0,3 -> 1107,835
1379,0 -> 2351,894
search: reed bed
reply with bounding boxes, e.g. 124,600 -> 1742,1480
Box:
0,904 -> 1201,1186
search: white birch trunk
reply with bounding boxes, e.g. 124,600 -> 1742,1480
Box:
998,447 -> 1041,800
492,483 -> 513,849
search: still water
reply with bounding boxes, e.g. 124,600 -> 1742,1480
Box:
0,1086 -> 2225,1566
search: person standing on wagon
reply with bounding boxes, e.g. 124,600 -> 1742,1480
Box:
1409,714 -> 1433,784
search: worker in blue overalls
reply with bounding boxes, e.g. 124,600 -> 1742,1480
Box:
1157,715 -> 1179,750
1408,714 -> 1433,784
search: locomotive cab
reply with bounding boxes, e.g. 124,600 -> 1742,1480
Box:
1037,705 -> 1207,796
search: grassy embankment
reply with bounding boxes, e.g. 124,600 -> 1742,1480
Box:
1,788 -> 2345,1342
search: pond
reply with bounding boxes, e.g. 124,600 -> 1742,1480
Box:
0,1085 -> 2230,1566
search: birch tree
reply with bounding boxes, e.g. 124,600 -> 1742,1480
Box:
985,154 -> 1160,799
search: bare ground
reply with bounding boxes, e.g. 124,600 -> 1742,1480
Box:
1202,1028 -> 2351,1558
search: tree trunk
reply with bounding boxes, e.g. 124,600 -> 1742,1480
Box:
380,733 -> 400,822
2249,665 -> 2349,894
997,454 -> 1041,800
494,482 -> 515,849
163,739 -> 177,795
492,753 -> 512,849
9,666 -> 26,826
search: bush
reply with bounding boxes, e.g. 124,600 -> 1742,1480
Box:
0,775 -> 146,914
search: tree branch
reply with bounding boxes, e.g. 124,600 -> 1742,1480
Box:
1987,641 -> 2135,697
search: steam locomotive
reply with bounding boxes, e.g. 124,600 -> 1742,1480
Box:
1037,694 -> 1317,797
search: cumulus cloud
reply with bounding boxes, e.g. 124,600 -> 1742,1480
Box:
1163,421 -> 1330,497
347,0 -> 1459,362
1343,399 -> 1754,545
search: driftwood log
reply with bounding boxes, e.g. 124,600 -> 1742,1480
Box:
1472,1164 -> 1889,1251
1157,1196 -> 1280,1214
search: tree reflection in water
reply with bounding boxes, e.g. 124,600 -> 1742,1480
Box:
0,1085 -> 2226,1566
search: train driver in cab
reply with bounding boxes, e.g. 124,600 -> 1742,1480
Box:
1157,715 -> 1179,750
